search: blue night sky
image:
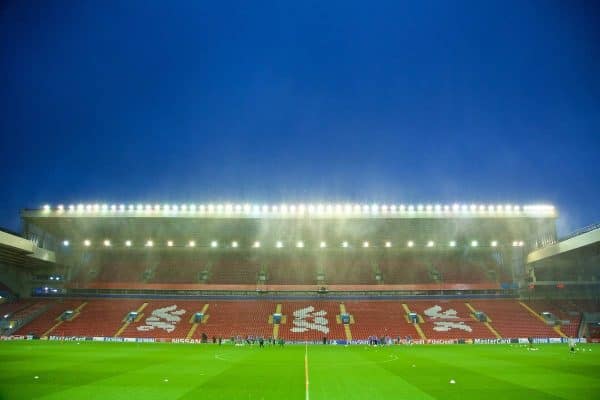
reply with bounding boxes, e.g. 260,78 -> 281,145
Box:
0,1 -> 598,235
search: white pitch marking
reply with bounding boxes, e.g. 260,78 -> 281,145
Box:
304,343 -> 310,400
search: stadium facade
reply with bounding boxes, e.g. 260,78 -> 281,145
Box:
1,202 -> 599,342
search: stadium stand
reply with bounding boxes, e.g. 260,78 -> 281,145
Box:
469,299 -> 559,338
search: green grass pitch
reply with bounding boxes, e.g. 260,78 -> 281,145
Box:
0,341 -> 599,399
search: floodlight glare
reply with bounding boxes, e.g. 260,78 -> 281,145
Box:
167,240 -> 173,247
491,240 -> 498,247
362,241 -> 369,248
231,241 -> 238,248
103,239 -> 111,247
449,240 -> 456,247
276,241 -> 283,248
125,240 -> 132,247
471,240 -> 478,247
62,240 -> 70,247
320,241 -> 327,248
83,239 -> 91,247
146,240 -> 154,247
341,241 -> 349,248
296,241 -> 304,248
188,240 -> 196,247
385,241 -> 392,248
210,240 -> 218,248
407,240 -> 414,248
427,240 -> 435,247
253,241 -> 261,248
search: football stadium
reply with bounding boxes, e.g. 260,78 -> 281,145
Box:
1,203 -> 599,399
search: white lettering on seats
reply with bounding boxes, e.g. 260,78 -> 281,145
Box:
137,305 -> 186,333
424,305 -> 472,332
290,306 -> 329,334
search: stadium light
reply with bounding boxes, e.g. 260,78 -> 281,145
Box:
407,240 -> 414,248
296,241 -> 304,248
188,240 -> 196,248
110,204 -> 117,212
83,239 -> 91,247
341,241 -> 349,248
362,241 -> 369,248
449,240 -> 456,247
146,240 -> 154,247
167,240 -> 173,247
210,240 -> 218,248
57,205 -> 64,213
125,240 -> 132,247
62,240 -> 70,247
103,239 -> 111,247
427,240 -> 435,247
231,241 -> 238,248
253,241 -> 261,248
471,240 -> 478,247
276,241 -> 283,248
385,241 -> 392,248
101,204 -> 108,212
320,241 -> 327,248
519,241 -> 524,247
119,204 -> 125,212
68,204 -> 75,212
491,240 -> 498,247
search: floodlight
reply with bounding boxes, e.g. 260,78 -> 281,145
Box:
125,240 -> 132,247
211,240 -> 218,248
491,241 -> 498,247
86,204 -> 92,212
407,241 -> 414,248
385,241 -> 392,248
296,241 -> 304,248
167,240 -> 173,247
83,239 -> 91,247
136,204 -> 143,211
362,241 -> 369,248
181,204 -> 188,212
146,240 -> 154,247
512,241 -> 518,247
57,205 -> 64,213
62,240 -> 70,247
449,240 -> 456,247
253,241 -> 261,248
188,240 -> 196,247
341,241 -> 349,248
101,204 -> 108,212
68,205 -> 75,212
427,240 -> 435,247
110,204 -> 117,212
103,239 -> 111,247
276,241 -> 283,248
231,241 -> 238,248
519,241 -> 524,247
320,241 -> 327,248
471,240 -> 478,247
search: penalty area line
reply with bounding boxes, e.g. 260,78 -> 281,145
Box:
304,343 -> 310,400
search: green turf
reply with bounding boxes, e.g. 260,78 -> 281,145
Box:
0,341 -> 599,399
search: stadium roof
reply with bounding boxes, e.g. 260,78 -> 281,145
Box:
527,224 -> 600,265
0,229 -> 56,267
25,203 -> 556,219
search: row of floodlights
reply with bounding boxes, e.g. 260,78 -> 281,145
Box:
62,239 -> 526,248
41,203 -> 555,215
